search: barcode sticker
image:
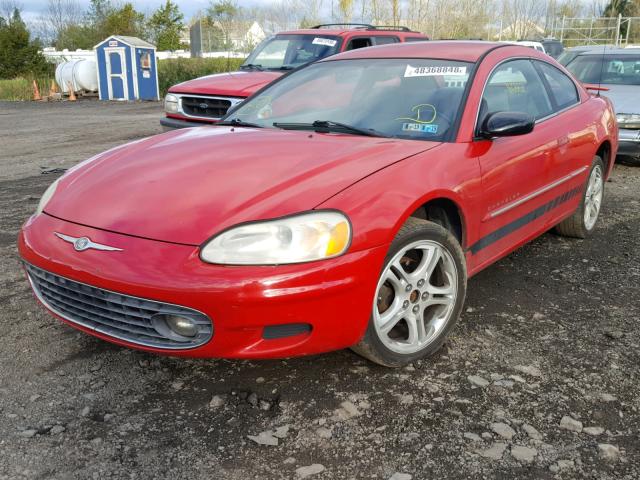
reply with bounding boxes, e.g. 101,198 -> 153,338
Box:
312,37 -> 337,47
404,65 -> 467,77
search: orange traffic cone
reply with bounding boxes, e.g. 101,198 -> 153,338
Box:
67,81 -> 76,101
32,80 -> 41,101
49,80 -> 58,96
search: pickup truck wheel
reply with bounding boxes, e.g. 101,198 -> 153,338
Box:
352,218 -> 467,367
555,156 -> 605,239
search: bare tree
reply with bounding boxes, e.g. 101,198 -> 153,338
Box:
40,0 -> 83,42
0,0 -> 22,21
500,0 -> 547,39
587,0 -> 608,16
338,0 -> 354,21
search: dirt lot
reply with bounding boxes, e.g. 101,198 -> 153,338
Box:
0,100 -> 639,480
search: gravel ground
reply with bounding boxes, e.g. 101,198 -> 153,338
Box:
0,101 -> 639,480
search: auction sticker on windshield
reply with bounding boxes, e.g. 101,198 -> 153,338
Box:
402,123 -> 438,133
313,37 -> 337,47
404,65 -> 467,77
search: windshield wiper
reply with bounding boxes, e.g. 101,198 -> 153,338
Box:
216,118 -> 264,128
240,63 -> 264,71
277,65 -> 296,70
272,120 -> 386,137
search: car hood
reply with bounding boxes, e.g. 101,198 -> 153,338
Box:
45,127 -> 439,245
602,84 -> 640,114
168,70 -> 283,97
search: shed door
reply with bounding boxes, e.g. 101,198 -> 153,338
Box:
105,47 -> 128,100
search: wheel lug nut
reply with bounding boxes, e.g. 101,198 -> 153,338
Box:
421,292 -> 428,300
405,285 -> 412,292
403,300 -> 410,309
412,305 -> 420,313
417,279 -> 425,287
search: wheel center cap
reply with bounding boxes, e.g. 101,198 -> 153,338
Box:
410,290 -> 420,304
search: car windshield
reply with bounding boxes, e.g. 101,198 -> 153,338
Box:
227,58 -> 472,141
241,34 -> 341,70
566,54 -> 640,85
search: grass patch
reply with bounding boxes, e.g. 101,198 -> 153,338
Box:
158,57 -> 245,97
0,77 -> 55,101
0,57 -> 245,101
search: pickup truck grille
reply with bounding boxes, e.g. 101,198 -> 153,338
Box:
25,263 -> 213,350
181,96 -> 233,119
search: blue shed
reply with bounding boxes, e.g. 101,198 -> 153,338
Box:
94,35 -> 159,101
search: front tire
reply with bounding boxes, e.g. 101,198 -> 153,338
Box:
352,218 -> 467,367
554,156 -> 605,238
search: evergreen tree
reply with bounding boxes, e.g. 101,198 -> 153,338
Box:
147,0 -> 185,50
102,3 -> 145,38
603,0 -> 638,37
0,8 -> 49,78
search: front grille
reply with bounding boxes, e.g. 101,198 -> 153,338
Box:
181,96 -> 232,119
25,263 -> 213,350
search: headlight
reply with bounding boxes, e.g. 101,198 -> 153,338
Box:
616,113 -> 640,129
164,94 -> 179,114
36,178 -> 60,215
200,211 -> 351,265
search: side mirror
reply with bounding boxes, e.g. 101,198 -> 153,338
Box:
480,111 -> 535,138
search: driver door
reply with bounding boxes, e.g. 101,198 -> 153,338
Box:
472,59 -> 557,266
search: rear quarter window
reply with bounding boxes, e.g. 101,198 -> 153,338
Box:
535,61 -> 579,110
373,36 -> 400,45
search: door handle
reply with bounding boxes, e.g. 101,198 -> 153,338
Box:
557,136 -> 569,146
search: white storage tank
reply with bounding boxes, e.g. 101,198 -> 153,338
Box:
55,59 -> 98,94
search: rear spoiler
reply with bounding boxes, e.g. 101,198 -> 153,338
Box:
583,83 -> 610,92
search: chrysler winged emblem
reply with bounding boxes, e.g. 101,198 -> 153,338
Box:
54,232 -> 122,252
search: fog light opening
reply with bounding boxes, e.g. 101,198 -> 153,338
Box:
152,314 -> 198,341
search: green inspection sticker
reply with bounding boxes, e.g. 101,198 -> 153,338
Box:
402,123 -> 438,134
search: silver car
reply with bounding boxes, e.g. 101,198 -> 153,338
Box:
565,48 -> 640,159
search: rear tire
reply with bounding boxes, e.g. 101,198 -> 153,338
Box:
554,156 -> 605,239
352,218 -> 467,367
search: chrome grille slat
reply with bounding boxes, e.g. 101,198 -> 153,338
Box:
181,96 -> 231,118
25,263 -> 213,350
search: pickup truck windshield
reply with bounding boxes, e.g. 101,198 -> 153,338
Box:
227,58 -> 472,141
241,34 -> 341,70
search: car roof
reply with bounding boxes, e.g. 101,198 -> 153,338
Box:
321,40 -> 526,63
276,28 -> 425,37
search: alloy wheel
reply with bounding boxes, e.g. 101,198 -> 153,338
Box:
373,240 -> 458,354
584,164 -> 603,231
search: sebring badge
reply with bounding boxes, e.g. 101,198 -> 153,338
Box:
54,232 -> 122,252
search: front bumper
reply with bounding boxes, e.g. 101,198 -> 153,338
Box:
19,213 -> 387,359
617,128 -> 640,157
160,115 -> 215,131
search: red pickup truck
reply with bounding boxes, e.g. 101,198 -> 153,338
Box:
161,24 -> 428,130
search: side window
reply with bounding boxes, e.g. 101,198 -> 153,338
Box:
347,37 -> 373,50
404,37 -> 428,42
372,36 -> 399,45
480,59 -> 554,127
535,61 -> 579,111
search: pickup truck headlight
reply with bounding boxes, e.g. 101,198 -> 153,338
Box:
616,113 -> 640,129
35,178 -> 60,215
200,211 -> 351,265
164,94 -> 179,114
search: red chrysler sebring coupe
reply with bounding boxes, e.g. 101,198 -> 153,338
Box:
20,42 -> 617,366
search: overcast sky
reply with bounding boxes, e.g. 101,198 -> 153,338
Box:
19,0 -> 271,22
